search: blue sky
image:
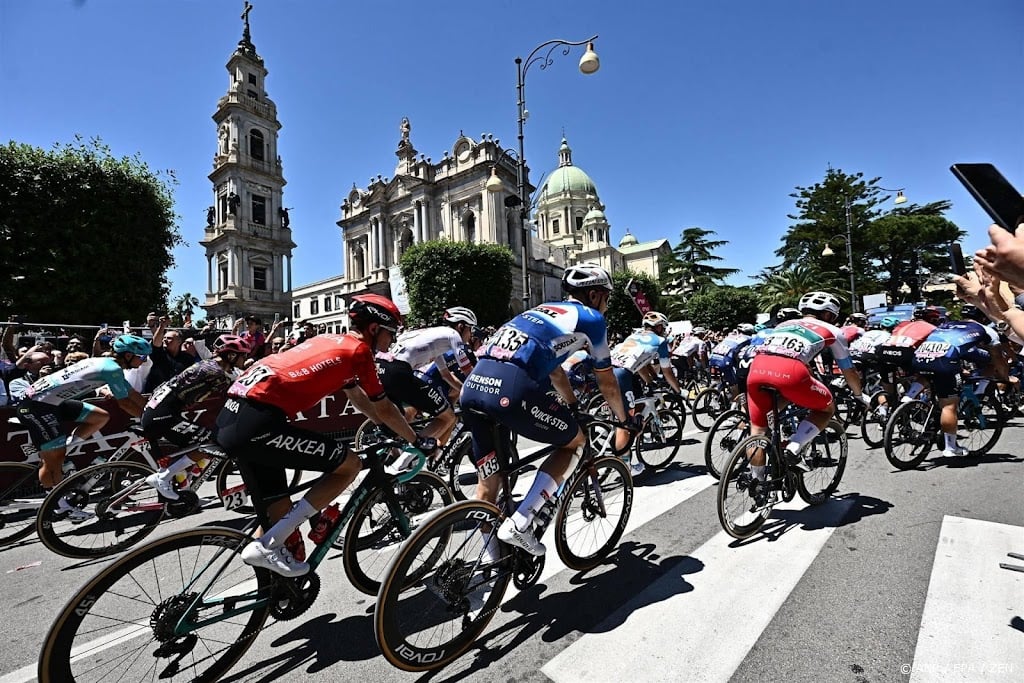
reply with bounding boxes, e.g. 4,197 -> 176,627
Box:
2,0 -> 1022,302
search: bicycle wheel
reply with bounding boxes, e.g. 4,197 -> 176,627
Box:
691,387 -> 727,431
554,456 -> 633,570
38,526 -> 271,683
797,419 -> 848,505
959,392 -> 1004,457
343,470 -> 454,595
883,400 -> 935,470
448,431 -> 519,502
704,409 -> 748,480
583,418 -> 631,459
375,499 -> 511,672
717,434 -> 776,540
37,461 -> 166,559
215,460 -> 302,513
661,392 -> 689,431
0,461 -> 43,547
635,409 -> 683,470
858,393 -> 890,449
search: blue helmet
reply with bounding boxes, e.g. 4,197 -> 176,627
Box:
880,316 -> 900,330
112,334 -> 151,356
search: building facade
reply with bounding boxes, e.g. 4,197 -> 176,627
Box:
200,9 -> 294,328
290,275 -> 349,334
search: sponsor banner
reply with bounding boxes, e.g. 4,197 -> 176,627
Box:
625,278 -> 652,315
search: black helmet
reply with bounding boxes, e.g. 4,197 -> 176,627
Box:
959,304 -> 988,323
348,294 -> 403,332
776,307 -> 802,322
914,306 -> 943,325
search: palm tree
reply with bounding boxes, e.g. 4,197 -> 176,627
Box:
171,292 -> 200,326
754,263 -> 847,313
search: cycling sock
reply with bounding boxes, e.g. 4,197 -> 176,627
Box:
944,432 -> 959,450
751,465 -> 766,481
163,456 -> 195,477
512,471 -> 558,530
787,420 -> 821,453
262,498 -> 318,550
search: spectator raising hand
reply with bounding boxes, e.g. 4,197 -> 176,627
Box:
972,223 -> 1024,287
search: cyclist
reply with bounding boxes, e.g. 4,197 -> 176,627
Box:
910,304 -> 1009,457
848,315 -> 901,413
747,292 -> 867,474
878,306 -> 944,403
461,263 -> 632,556
709,322 -> 755,401
671,327 -> 709,384
216,294 -> 430,577
609,310 -> 683,475
14,334 -> 150,519
142,334 -> 253,500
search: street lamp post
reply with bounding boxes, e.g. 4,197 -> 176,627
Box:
506,36 -> 599,311
820,194 -> 859,312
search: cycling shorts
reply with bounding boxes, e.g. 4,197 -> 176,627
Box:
460,359 -> 578,469
140,395 -> 213,450
612,367 -> 639,411
929,371 -> 960,399
746,355 -> 832,430
16,399 -> 94,451
378,358 -> 451,417
215,397 -> 347,502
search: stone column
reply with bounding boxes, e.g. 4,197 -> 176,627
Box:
206,254 -> 213,293
413,201 -> 421,243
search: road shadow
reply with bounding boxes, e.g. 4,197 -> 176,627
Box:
727,492 -> 892,547
633,461 -> 706,487
923,449 -> 1023,470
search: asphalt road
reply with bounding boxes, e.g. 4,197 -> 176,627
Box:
2,413 -> 1021,683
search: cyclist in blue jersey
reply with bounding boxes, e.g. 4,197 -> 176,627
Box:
461,263 -> 632,556
708,322 -> 755,401
911,305 -> 1009,456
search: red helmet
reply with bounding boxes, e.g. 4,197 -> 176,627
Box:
213,334 -> 252,355
349,294 -> 403,332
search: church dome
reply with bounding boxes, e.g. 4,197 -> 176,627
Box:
584,206 -> 606,222
618,230 -> 638,247
538,137 -> 598,201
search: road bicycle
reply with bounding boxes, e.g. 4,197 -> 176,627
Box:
690,375 -> 733,431
374,411 -> 635,672
717,387 -> 848,540
704,400 -> 812,480
882,375 -> 1003,470
37,438 -> 451,682
589,382 -> 686,471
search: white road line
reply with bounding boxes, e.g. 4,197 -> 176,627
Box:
909,515 -> 1023,683
542,497 -> 854,683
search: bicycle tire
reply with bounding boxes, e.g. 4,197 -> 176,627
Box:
635,409 -> 683,470
583,418 -> 632,459
858,392 -> 890,449
959,392 -> 1004,457
38,526 -> 271,683
37,461 -> 166,559
797,419 -> 848,505
214,460 -> 302,513
375,499 -> 511,672
717,434 -> 776,540
554,456 -> 633,570
883,399 -> 934,470
0,461 -> 43,547
448,431 -> 519,501
691,387 -> 727,431
343,470 -> 454,595
704,409 -> 748,480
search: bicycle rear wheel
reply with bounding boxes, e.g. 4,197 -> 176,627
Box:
375,500 -> 511,672
704,409 -> 747,479
0,462 -> 43,547
691,387 -> 728,431
554,456 -> 633,570
38,526 -> 271,683
37,461 -> 166,559
883,400 -> 934,470
635,409 -> 683,469
797,419 -> 848,505
215,460 -> 302,513
959,392 -> 1004,456
343,470 -> 454,595
859,393 -> 890,449
717,435 -> 776,540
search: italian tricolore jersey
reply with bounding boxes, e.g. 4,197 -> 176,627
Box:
754,319 -> 853,369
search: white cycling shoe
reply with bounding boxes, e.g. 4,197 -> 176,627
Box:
145,472 -> 180,500
241,541 -> 310,577
497,517 -> 546,556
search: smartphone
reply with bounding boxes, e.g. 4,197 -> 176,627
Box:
122,320 -> 130,334
948,243 -> 967,276
274,312 -> 280,324
950,163 -> 1024,232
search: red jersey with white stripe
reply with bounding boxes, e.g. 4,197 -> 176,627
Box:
227,334 -> 383,417
754,318 -> 851,366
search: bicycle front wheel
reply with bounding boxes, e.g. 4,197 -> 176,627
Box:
635,409 -> 683,469
39,526 -> 271,683
0,461 -> 43,547
883,400 -> 934,470
343,470 -> 454,595
717,435 -> 776,540
37,461 -> 166,559
959,392 -> 1004,457
554,456 -> 633,570
704,409 -> 748,480
797,419 -> 848,505
375,499 -> 511,672
859,393 -> 890,449
691,387 -> 727,431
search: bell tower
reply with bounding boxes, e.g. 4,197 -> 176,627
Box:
201,2 -> 294,327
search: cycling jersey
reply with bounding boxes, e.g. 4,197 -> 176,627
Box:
755,319 -> 853,370
227,334 -> 383,417
673,336 -> 706,359
146,359 -> 234,410
710,333 -> 752,370
479,301 -> 613,380
26,357 -> 133,404
849,329 -> 892,362
912,321 -> 998,374
875,320 -> 936,368
414,346 -> 472,389
390,327 -> 466,370
611,330 -> 672,374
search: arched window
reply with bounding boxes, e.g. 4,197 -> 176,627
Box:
249,129 -> 265,161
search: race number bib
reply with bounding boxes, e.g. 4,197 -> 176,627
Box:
485,327 -> 529,360
229,364 -> 274,397
220,483 -> 249,510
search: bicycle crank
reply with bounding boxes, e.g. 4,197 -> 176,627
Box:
512,548 -> 544,589
269,572 -> 321,621
165,490 -> 201,518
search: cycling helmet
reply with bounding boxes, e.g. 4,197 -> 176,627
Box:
562,262 -> 613,292
797,291 -> 841,319
737,323 -> 756,335
959,304 -> 988,323
642,311 -> 669,329
880,316 -> 900,330
753,323 -> 767,332
776,307 -> 802,322
213,334 -> 252,356
914,306 -> 943,325
349,294 -> 403,332
443,306 -> 478,327
112,334 -> 152,356
848,313 -> 868,326
692,326 -> 708,337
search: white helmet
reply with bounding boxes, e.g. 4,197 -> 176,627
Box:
692,327 -> 708,336
562,262 -> 613,292
737,323 -> 755,334
798,291 -> 841,318
642,311 -> 669,329
443,306 -> 477,326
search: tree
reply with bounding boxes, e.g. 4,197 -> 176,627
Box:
753,263 -> 847,314
399,240 -> 514,327
662,227 -> 739,294
681,287 -> 761,331
170,292 -> 200,327
0,137 -> 182,322
605,270 -> 660,338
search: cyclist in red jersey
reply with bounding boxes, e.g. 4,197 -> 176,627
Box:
746,291 -> 867,473
215,294 -> 429,577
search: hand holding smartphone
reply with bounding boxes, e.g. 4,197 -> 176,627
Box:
948,243 -> 967,276
950,163 -> 1024,232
